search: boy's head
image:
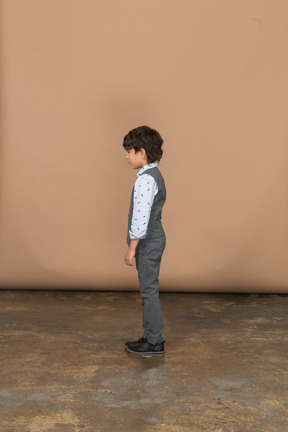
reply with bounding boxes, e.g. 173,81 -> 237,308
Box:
123,126 -> 163,164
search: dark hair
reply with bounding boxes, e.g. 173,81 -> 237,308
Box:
123,125 -> 163,163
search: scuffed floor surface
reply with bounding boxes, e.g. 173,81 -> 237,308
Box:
0,290 -> 288,432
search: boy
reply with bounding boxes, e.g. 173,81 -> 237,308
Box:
123,125 -> 166,356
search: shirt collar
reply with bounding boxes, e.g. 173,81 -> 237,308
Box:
137,162 -> 158,177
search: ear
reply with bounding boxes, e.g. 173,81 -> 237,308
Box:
140,148 -> 147,159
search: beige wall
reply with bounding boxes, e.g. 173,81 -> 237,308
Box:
1,0 -> 288,291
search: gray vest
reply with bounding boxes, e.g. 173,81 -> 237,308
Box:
127,166 -> 166,245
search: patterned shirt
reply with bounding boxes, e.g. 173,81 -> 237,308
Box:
129,162 -> 159,240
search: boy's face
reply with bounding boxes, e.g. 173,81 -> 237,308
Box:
125,148 -> 147,169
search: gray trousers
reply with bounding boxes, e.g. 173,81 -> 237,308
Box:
135,236 -> 166,344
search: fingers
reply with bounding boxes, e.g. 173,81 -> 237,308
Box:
124,249 -> 135,266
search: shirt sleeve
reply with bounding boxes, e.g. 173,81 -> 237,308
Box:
129,174 -> 158,240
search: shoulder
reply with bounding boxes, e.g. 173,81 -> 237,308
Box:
140,172 -> 155,179
143,167 -> 164,183
139,172 -> 157,185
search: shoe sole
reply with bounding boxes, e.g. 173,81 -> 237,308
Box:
126,346 -> 165,356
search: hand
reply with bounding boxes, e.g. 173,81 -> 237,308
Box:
124,248 -> 135,266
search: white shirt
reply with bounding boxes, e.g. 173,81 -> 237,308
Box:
129,162 -> 159,240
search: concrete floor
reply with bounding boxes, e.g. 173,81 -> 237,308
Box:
0,290 -> 287,432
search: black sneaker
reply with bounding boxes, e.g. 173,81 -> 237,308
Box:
126,340 -> 165,356
125,336 -> 147,347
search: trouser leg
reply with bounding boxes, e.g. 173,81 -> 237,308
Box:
135,251 -> 164,344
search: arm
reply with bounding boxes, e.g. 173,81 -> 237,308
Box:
124,174 -> 158,266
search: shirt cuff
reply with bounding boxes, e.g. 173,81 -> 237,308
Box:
129,230 -> 147,240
